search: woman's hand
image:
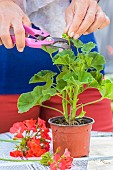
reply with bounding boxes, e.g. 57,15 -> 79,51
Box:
64,0 -> 110,39
0,0 -> 30,52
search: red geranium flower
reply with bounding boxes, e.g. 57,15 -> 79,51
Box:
43,141 -> 50,151
10,150 -> 23,157
10,118 -> 51,158
10,122 -> 26,138
24,119 -> 37,132
50,162 -> 57,170
41,129 -> 51,140
38,117 -> 46,130
26,138 -> 46,157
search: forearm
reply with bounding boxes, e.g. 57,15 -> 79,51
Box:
0,0 -> 23,6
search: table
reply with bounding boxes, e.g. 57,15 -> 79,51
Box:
0,132 -> 113,170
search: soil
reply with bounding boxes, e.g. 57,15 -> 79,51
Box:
50,116 -> 93,126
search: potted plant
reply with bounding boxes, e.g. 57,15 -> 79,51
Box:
17,36 -> 113,158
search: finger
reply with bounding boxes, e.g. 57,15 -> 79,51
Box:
22,15 -> 31,26
23,16 -> 31,37
0,21 -> 14,48
68,0 -> 89,38
0,38 -> 2,46
75,1 -> 97,38
12,21 -> 25,52
64,5 -> 75,33
99,16 -> 110,29
86,8 -> 106,34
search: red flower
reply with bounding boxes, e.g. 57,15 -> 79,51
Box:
10,150 -> 23,157
14,133 -> 24,139
10,122 -> 26,138
27,138 -> 40,149
41,129 -> 51,140
43,141 -> 50,151
59,159 -> 67,170
26,138 -> 46,157
60,149 -> 73,169
38,118 -> 46,130
49,148 -> 73,170
10,118 -> 51,158
54,153 -> 60,162
50,162 -> 57,170
63,148 -> 71,158
24,119 -> 37,132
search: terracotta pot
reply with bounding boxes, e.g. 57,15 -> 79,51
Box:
48,116 -> 94,158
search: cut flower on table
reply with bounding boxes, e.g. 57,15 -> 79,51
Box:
0,118 -> 73,169
9,118 -> 51,157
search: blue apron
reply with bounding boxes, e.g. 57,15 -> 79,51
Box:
0,32 -> 99,94
0,1 -> 101,94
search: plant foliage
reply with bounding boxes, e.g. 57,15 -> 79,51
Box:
18,35 -> 113,125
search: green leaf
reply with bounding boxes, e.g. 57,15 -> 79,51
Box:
42,46 -> 58,57
98,80 -> 113,99
81,42 -> 96,53
42,88 -> 56,96
63,72 -> 79,85
89,52 -> 105,71
32,86 -> 53,103
78,71 -> 94,84
71,39 -> 83,48
29,70 -> 56,84
53,49 -> 75,65
56,79 -> 67,92
84,55 -> 93,67
90,71 -> 103,85
40,152 -> 53,166
53,51 -> 75,66
18,92 -> 38,113
18,85 -> 55,113
56,70 -> 67,82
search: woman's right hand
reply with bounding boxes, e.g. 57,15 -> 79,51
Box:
0,0 -> 31,52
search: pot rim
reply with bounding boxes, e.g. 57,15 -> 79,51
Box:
48,116 -> 95,127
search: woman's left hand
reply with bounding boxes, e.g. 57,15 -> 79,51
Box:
64,0 -> 110,39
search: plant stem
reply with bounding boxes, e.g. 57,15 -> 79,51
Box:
62,90 -> 68,122
0,158 -> 40,162
70,86 -> 79,122
68,86 -> 73,104
76,97 -> 103,110
0,139 -> 20,143
39,104 -> 64,115
56,93 -> 71,105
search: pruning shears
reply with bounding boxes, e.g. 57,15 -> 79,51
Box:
11,25 -> 71,49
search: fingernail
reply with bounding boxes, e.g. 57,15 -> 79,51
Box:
18,48 -> 24,52
83,32 -> 89,35
74,34 -> 79,39
69,32 -> 74,38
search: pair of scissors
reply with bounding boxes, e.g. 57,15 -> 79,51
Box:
11,25 -> 71,49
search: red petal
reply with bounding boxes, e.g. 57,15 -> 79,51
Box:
10,150 -> 23,157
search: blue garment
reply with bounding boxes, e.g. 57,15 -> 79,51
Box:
0,32 -> 100,94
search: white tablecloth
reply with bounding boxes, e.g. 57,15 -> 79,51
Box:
0,132 -> 113,170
